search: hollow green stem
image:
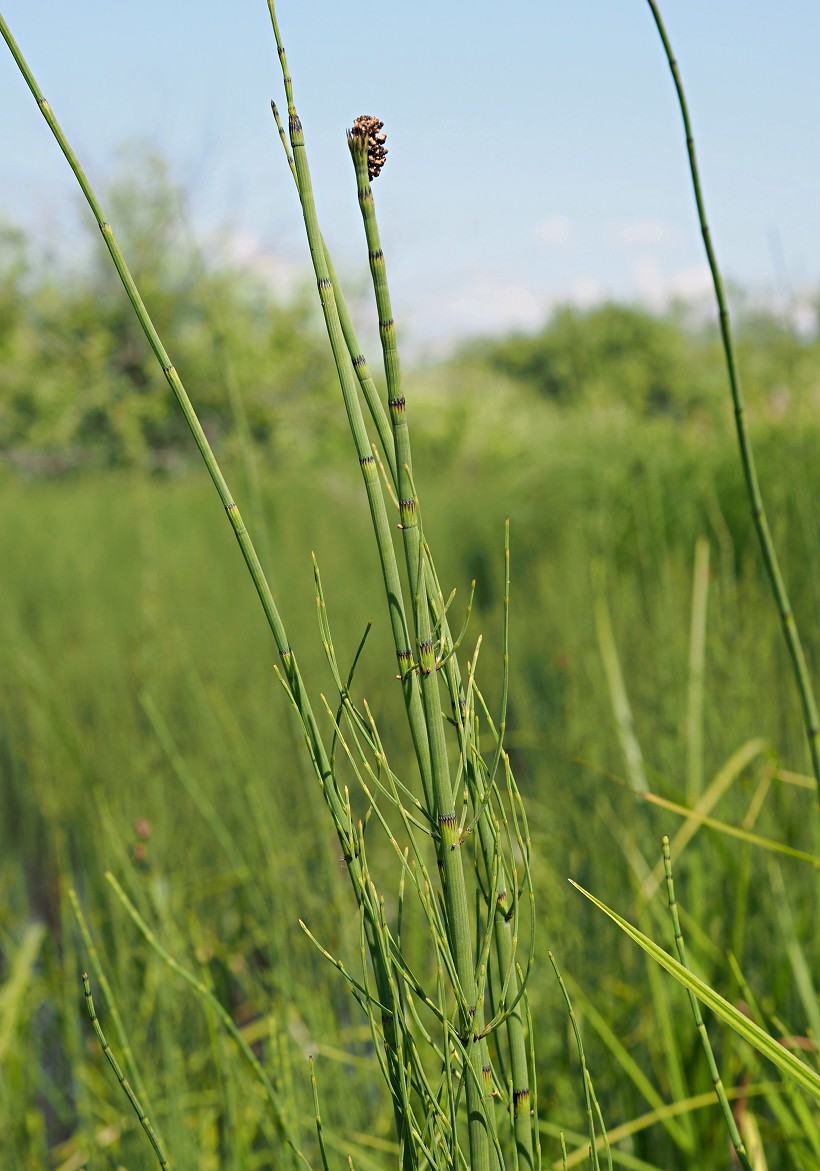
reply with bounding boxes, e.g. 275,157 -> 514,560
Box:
0,19 -> 415,1164
266,12 -> 492,1162
645,0 -> 820,801
267,23 -> 434,824
270,99 -> 398,486
82,972 -> 171,1169
345,132 -> 488,1070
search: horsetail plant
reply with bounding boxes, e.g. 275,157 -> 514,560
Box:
1,4 -> 542,1167
347,96 -> 536,1171
263,5 -> 542,1168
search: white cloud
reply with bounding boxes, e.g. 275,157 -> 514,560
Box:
207,228 -> 304,296
634,257 -> 712,307
610,216 -> 676,246
535,214 -> 573,247
566,276 -> 604,307
418,276 -> 547,341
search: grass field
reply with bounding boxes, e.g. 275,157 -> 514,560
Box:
2,4 -> 818,1163
2,402 -> 818,1169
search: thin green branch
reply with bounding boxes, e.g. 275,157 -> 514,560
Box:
82,972 -> 171,1170
645,0 -> 820,800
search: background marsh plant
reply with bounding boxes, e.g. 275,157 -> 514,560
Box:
1,3 -> 819,1170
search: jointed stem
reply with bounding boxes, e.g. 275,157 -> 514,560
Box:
0,11 -> 337,816
266,8 -> 494,1166
0,20 -> 412,1162
349,129 -> 536,1166
645,0 -> 820,802
82,972 -> 171,1169
270,99 -> 398,487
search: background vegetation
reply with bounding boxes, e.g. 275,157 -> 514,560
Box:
1,160 -> 818,1169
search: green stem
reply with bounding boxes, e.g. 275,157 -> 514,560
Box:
346,128 -> 483,1041
0,19 -> 416,1165
645,0 -> 820,801
663,838 -> 755,1171
267,11 -> 490,1164
268,45 -> 435,819
270,98 -> 398,488
0,11 -> 334,801
82,972 -> 171,1170
347,125 -> 423,636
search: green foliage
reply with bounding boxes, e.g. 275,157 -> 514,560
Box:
1,416 -> 818,1167
475,300 -> 820,419
0,153 -> 339,472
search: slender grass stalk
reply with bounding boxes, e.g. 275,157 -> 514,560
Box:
549,953 -> 605,1171
81,972 -> 171,1169
68,889 -> 162,1139
524,992 -> 542,1171
644,0 -> 820,801
661,837 -> 754,1171
105,871 -> 315,1164
267,21 -> 436,825
309,1057 -> 332,1171
269,98 -> 398,489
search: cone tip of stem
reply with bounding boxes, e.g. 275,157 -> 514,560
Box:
348,114 -> 388,180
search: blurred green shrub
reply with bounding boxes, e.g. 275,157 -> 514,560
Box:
0,151 -> 339,472
474,300 -> 820,418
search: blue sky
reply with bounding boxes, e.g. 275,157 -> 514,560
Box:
1,1 -> 819,352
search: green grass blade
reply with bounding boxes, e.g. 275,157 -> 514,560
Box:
0,923 -> 45,1067
592,565 -> 648,794
569,880 -> 820,1099
636,789 -> 819,869
662,838 -> 754,1171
